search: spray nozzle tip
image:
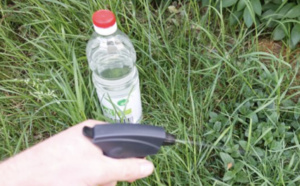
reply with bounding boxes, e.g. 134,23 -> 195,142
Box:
162,133 -> 176,146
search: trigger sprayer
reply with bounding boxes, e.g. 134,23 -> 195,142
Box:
83,124 -> 176,158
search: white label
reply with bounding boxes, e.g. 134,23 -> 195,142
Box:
97,86 -> 142,123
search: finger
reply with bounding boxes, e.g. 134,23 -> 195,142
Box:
102,181 -> 117,186
105,158 -> 154,182
128,179 -> 136,183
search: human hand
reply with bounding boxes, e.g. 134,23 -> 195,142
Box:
0,120 -> 154,186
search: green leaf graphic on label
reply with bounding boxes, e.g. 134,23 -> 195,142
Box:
117,99 -> 128,106
124,108 -> 132,115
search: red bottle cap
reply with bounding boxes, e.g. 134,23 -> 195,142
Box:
92,10 -> 116,28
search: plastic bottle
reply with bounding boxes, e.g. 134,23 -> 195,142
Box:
86,10 -> 142,123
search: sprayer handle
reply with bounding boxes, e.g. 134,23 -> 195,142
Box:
83,124 -> 175,158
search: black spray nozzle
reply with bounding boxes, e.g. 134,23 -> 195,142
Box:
82,123 -> 176,158
162,133 -> 176,146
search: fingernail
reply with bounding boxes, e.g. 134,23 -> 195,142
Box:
140,162 -> 154,176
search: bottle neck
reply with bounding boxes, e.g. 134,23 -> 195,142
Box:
94,23 -> 117,36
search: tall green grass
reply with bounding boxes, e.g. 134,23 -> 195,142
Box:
1,0 -> 300,185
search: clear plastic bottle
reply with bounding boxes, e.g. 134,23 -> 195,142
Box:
86,10 -> 142,123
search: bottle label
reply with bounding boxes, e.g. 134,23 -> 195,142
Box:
98,85 -> 142,123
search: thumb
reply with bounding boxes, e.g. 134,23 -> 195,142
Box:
106,158 -> 154,182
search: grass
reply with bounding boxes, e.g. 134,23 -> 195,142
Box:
1,0 -> 300,185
